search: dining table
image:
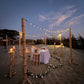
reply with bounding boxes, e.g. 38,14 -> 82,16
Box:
30,47 -> 50,64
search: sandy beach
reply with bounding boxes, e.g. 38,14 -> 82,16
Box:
0,45 -> 84,84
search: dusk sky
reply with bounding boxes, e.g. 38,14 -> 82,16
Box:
0,0 -> 84,39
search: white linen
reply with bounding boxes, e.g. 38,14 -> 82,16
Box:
39,49 -> 50,64
31,48 -> 35,60
31,47 -> 50,64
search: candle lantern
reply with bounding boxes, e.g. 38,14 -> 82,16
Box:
4,48 -> 16,78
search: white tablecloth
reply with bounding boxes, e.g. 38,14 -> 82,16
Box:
31,48 -> 35,61
39,49 -> 50,64
31,48 -> 50,64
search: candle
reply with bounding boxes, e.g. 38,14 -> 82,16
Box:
10,48 -> 13,52
26,47 -> 30,53
13,46 -> 15,49
12,46 -> 15,51
32,46 -> 37,50
8,48 -> 14,53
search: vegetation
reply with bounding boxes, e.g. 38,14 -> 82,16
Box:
0,29 -> 19,45
0,29 -> 84,49
34,34 -> 84,49
0,29 -> 19,39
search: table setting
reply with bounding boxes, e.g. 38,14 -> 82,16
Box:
30,46 -> 50,64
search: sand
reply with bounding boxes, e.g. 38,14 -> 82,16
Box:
0,45 -> 84,84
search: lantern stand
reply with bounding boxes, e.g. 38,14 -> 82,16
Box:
12,46 -> 15,66
60,43 -> 64,57
6,35 -> 8,51
4,48 -> 16,78
53,42 -> 57,54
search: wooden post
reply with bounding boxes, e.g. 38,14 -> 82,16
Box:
4,48 -> 16,78
54,42 -> 56,51
42,38 -> 44,44
9,48 -> 14,78
22,18 -> 32,84
69,27 -> 72,63
9,52 -> 13,78
45,32 -> 46,46
53,42 -> 57,54
12,46 -> 15,66
22,18 -> 27,81
6,35 -> 8,50
12,52 -> 15,66
60,43 -> 63,56
60,34 -> 62,45
19,32 -> 21,57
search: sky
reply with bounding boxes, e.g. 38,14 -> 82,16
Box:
0,0 -> 84,39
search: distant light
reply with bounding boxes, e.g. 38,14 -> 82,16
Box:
30,23 -> 32,25
37,26 -> 39,28
8,48 -> 13,53
56,45 -> 64,48
40,28 -> 42,30
58,34 -> 62,37
33,25 -> 36,27
19,32 -> 22,36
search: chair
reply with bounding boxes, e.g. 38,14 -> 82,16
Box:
33,52 -> 40,65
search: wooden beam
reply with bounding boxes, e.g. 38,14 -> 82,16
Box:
45,32 -> 46,46
22,18 -> 32,84
69,27 -> 73,63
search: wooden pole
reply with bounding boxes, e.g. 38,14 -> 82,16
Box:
69,27 -> 72,63
54,42 -> 56,51
12,47 -> 15,66
60,43 -> 63,56
42,38 -> 44,44
6,35 -> 8,50
53,42 -> 57,54
22,18 -> 32,84
19,32 -> 21,57
4,48 -> 16,78
22,18 -> 27,81
60,34 -> 62,45
45,32 -> 46,46
9,53 -> 13,78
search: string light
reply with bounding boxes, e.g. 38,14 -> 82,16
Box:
33,25 -> 36,27
25,19 -> 69,35
25,19 -> 69,39
37,26 -> 39,28
26,34 -> 43,38
30,23 -> 32,25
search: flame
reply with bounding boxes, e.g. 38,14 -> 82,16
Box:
12,46 -> 15,51
26,47 -> 30,53
10,48 -> 13,52
32,46 -> 37,50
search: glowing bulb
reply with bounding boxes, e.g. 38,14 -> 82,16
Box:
19,32 -> 22,36
12,46 -> 15,51
58,34 -> 62,37
10,48 -> 13,53
30,23 -> 32,25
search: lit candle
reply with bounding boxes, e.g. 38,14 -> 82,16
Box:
10,48 -> 13,52
12,46 -> 15,51
26,47 -> 30,53
19,32 -> 22,36
13,46 -> 15,49
8,48 -> 13,53
32,46 -> 37,50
